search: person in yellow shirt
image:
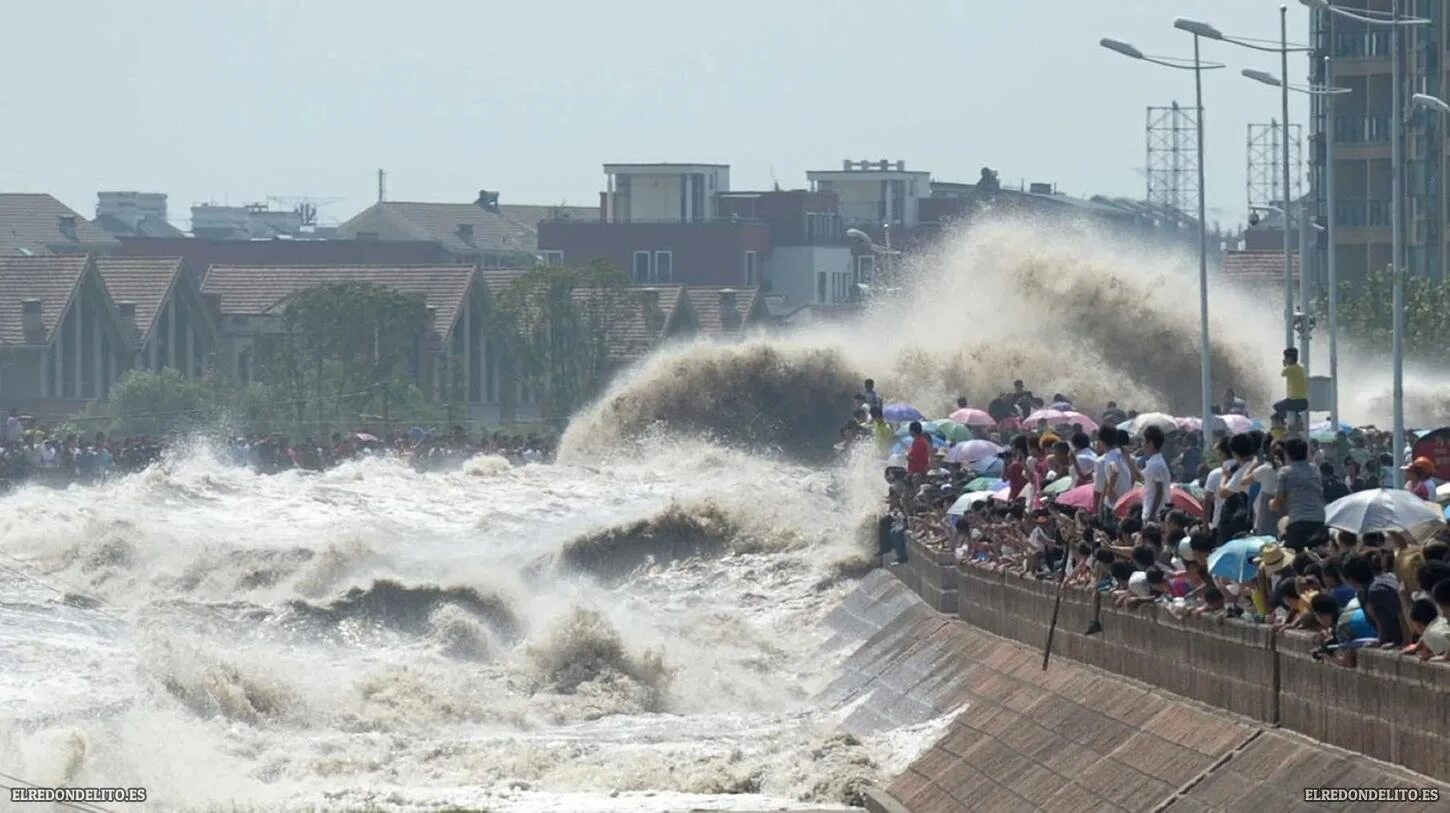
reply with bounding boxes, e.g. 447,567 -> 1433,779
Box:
870,405 -> 894,457
1273,347 -> 1309,426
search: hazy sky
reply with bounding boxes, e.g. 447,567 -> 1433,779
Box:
5,0 -> 1309,230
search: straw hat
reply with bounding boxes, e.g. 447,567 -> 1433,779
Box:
1253,543 -> 1295,574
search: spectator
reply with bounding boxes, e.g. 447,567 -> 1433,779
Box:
1321,462 -> 1349,504
870,406 -> 893,457
1343,458 -> 1367,493
1100,401 -> 1128,428
1406,596 -> 1448,660
1140,425 -> 1171,522
860,379 -> 883,413
1402,456 -> 1435,501
1272,438 -> 1326,551
1343,553 -> 1406,646
1273,347 -> 1309,424
905,421 -> 930,482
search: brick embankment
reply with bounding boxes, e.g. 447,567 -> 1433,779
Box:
833,566 -> 1448,812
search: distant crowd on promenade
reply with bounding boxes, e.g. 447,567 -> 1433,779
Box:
0,407 -> 556,491
858,350 -> 1450,668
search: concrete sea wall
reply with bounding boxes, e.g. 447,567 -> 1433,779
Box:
834,566 -> 1449,812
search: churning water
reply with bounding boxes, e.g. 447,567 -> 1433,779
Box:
1,217 -> 1440,812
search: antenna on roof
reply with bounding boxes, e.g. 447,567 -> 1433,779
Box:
377,169 -> 387,203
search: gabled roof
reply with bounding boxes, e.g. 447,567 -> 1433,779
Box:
0,255 -> 91,345
337,202 -> 537,256
114,236 -> 454,283
478,268 -> 533,297
499,204 -> 598,229
0,194 -> 118,257
93,213 -> 187,239
201,265 -> 480,336
1223,250 -> 1300,281
681,286 -> 765,338
95,257 -> 186,346
582,284 -> 692,361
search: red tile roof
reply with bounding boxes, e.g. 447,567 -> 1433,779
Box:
681,286 -> 764,338
478,268 -> 533,296
114,236 -> 452,283
0,255 -> 89,345
587,285 -> 692,360
1222,250 -> 1300,281
201,265 -> 479,335
95,257 -> 184,346
0,194 -> 118,257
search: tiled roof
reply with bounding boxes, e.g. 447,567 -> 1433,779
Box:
337,202 -> 537,255
498,204 -> 598,229
682,286 -> 763,338
0,193 -> 118,257
580,284 -> 690,361
114,236 -> 453,283
95,257 -> 184,345
478,268 -> 533,297
1222,250 -> 1300,281
201,265 -> 478,335
93,213 -> 186,239
0,255 -> 89,345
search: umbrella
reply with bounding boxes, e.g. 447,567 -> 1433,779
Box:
947,491 -> 995,516
1206,535 -> 1274,582
1123,412 -> 1179,436
883,404 -> 924,422
924,420 -> 974,443
1113,484 -> 1205,519
946,439 -> 1003,465
963,476 -> 1005,492
353,432 -> 379,443
1024,409 -> 1100,433
1325,488 -> 1446,535
1054,483 -> 1096,511
1436,481 -> 1450,502
1217,414 -> 1258,435
1041,475 -> 1074,496
949,407 -> 995,427
1175,416 -> 1235,434
990,485 -> 1012,502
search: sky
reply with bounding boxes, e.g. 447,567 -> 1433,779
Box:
3,0 -> 1309,231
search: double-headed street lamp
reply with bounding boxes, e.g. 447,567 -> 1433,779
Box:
1302,0 -> 1429,487
1243,64 -> 1351,430
1175,9 -> 1310,356
1099,35 -> 1223,449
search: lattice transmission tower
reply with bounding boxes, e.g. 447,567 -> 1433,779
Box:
1247,121 -> 1302,211
1145,103 -> 1199,215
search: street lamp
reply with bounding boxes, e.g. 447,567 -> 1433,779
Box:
1243,64 -> 1351,430
1303,0 -> 1430,487
1176,9 -> 1311,356
1099,35 -> 1224,449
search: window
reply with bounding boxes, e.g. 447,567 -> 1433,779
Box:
654,250 -> 672,282
540,250 -> 564,266
744,250 -> 757,285
633,251 -> 651,282
854,254 -> 876,283
817,271 -> 827,303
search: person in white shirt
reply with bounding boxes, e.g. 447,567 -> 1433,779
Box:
1216,433 -> 1262,541
1071,431 -> 1098,487
1201,437 -> 1232,530
1140,425 -> 1173,521
1093,430 -> 1134,518
4,409 -> 26,443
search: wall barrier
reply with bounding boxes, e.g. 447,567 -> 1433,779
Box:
891,549 -> 1450,784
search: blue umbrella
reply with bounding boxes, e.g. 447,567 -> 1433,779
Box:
884,403 -> 925,422
1206,535 -> 1274,582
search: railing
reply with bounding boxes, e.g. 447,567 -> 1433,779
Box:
1333,113 -> 1390,143
1332,29 -> 1390,58
1336,197 -> 1390,227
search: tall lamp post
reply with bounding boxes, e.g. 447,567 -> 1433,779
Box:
1302,0 -> 1429,487
1243,65 -> 1351,428
1100,36 -> 1223,447
1174,11 -> 1311,355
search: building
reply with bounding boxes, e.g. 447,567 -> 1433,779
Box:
539,164 -> 853,307
0,194 -> 119,257
93,192 -> 186,239
200,265 -> 507,419
113,236 -> 453,283
335,191 -> 551,265
95,258 -> 218,377
0,255 -> 131,415
1305,1 -> 1438,283
681,286 -> 769,339
190,203 -> 311,240
806,159 -> 932,229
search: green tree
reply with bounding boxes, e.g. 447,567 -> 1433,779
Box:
274,281 -> 432,434
1317,267 -> 1450,361
489,261 -> 645,420
68,368 -> 287,439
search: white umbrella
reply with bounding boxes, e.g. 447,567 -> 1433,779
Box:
946,439 -> 1002,465
1324,488 -> 1445,535
1123,412 -> 1178,436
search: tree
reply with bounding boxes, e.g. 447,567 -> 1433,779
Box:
488,261 -> 644,420
70,368 -> 286,439
273,281 -> 431,435
1317,267 -> 1450,362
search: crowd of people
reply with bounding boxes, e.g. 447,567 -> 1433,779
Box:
0,407 -> 556,490
861,354 -> 1450,669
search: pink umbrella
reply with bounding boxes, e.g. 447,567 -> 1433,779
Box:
946,439 -> 1003,465
949,407 -> 995,427
990,484 -> 1012,502
1054,483 -> 1096,511
1024,409 -> 1099,433
1114,484 -> 1204,519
